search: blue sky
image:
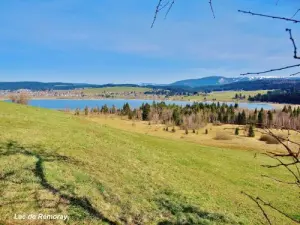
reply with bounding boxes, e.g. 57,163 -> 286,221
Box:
0,0 -> 299,84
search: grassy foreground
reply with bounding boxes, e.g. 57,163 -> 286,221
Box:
0,101 -> 299,225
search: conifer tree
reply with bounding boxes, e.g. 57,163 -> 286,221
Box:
248,125 -> 255,137
84,106 -> 89,116
142,103 -> 151,121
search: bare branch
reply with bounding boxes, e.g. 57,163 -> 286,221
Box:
238,10 -> 300,23
151,0 -> 164,28
261,174 -> 299,185
286,28 -> 300,59
209,0 -> 216,19
164,0 -> 175,19
256,197 -> 300,223
263,153 -> 300,184
262,161 -> 299,168
291,9 -> 300,19
152,0 -> 215,27
243,192 -> 300,224
289,71 -> 300,76
241,64 -> 300,76
241,192 -> 272,225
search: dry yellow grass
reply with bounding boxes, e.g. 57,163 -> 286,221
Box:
85,114 -> 300,153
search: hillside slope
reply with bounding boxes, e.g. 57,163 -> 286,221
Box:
170,76 -> 248,88
0,102 -> 298,224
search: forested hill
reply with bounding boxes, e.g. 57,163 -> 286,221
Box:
1,78 -> 300,92
0,82 -> 139,91
196,79 -> 300,92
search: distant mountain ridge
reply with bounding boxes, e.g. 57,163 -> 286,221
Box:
0,82 -> 139,91
1,76 -> 300,91
170,76 -> 257,88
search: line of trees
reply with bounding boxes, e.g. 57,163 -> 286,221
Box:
75,101 -> 300,131
249,89 -> 300,104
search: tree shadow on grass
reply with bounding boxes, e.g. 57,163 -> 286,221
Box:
0,140 -> 117,225
156,192 -> 241,225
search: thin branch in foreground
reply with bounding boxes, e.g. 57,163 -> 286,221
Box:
291,9 -> 300,19
256,197 -> 300,223
240,64 -> 300,76
164,0 -> 175,19
289,71 -> 300,76
261,174 -> 299,185
158,1 -> 169,11
238,10 -> 300,23
209,0 -> 216,19
241,192 -> 272,225
286,28 -> 300,59
151,0 -> 164,28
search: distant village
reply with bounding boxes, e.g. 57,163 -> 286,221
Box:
0,89 -> 84,99
0,89 -> 167,100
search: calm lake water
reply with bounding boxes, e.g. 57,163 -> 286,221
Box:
14,99 -> 275,110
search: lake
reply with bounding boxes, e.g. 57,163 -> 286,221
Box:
16,99 -> 275,110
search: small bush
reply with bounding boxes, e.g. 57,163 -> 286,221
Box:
259,135 -> 279,144
235,128 -> 239,135
166,127 -> 169,132
215,132 -> 233,140
84,106 -> 89,116
172,127 -> 176,133
205,129 -> 208,134
192,129 -> 196,134
9,93 -> 30,105
74,108 -> 80,116
185,129 -> 188,135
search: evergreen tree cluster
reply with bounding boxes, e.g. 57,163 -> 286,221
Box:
249,89 -> 300,104
75,101 -> 288,130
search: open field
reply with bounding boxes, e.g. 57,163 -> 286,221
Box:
0,101 -> 299,224
83,86 -> 152,94
86,114 -> 300,153
178,90 -> 270,102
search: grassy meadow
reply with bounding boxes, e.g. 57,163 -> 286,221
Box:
86,114 -> 300,153
178,90 -> 269,102
0,101 -> 299,224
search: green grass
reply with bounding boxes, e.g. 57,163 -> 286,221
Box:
181,90 -> 269,102
83,86 -> 151,94
0,101 -> 298,224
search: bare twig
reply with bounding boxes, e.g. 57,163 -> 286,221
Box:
241,192 -> 272,225
165,0 -> 175,19
238,10 -> 300,23
151,0 -> 164,28
261,174 -> 298,185
291,9 -> 300,19
286,28 -> 300,59
289,71 -> 300,76
257,197 -> 300,223
241,64 -> 300,76
209,0 -> 216,19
